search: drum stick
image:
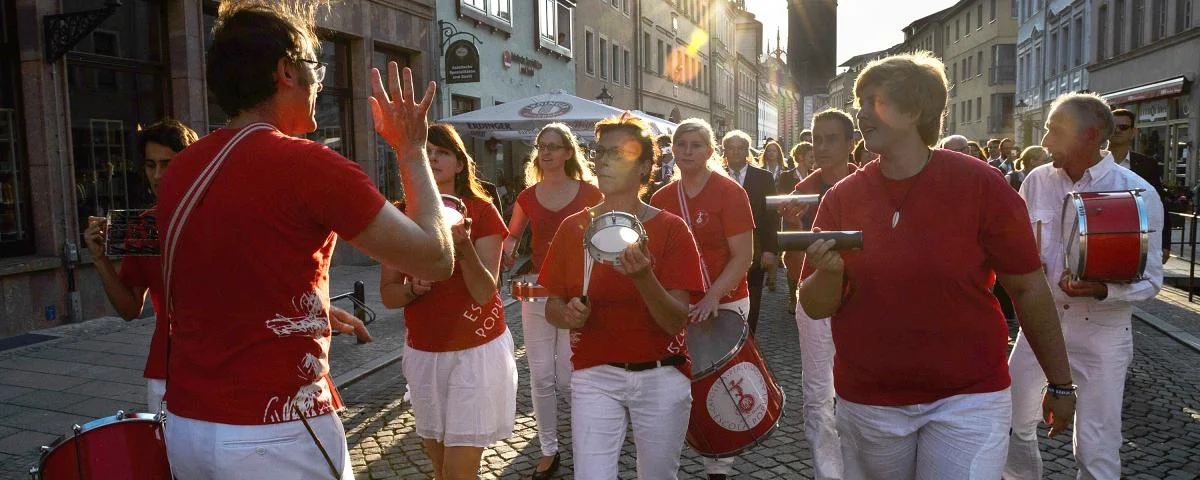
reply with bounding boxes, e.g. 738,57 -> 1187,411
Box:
292,405 -> 340,480
777,231 -> 863,251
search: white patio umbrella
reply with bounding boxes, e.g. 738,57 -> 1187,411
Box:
439,90 -> 676,141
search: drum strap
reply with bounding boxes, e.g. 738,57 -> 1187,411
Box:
677,183 -> 713,290
160,122 -> 273,412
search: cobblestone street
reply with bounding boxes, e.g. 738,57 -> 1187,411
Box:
339,274 -> 1200,479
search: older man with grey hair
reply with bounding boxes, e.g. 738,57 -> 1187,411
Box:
940,134 -> 971,154
1005,92 -> 1164,480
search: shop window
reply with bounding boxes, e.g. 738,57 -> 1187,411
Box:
306,38 -> 353,159
67,0 -> 167,239
0,0 -> 30,256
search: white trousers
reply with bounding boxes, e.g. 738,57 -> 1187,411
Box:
837,389 -> 1011,480
796,307 -> 843,479
571,364 -> 692,480
696,297 -> 751,475
146,378 -> 166,413
521,301 -> 573,456
165,411 -> 353,480
1005,313 -> 1133,480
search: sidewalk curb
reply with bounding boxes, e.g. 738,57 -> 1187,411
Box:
332,297 -> 520,389
1133,307 -> 1200,354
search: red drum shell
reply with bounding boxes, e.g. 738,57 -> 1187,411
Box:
685,310 -> 785,458
35,413 -> 170,480
509,274 -> 549,302
1064,190 -> 1149,283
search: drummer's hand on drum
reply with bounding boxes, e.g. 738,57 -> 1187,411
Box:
1057,271 -> 1108,300
561,297 -> 590,328
804,228 -> 844,274
84,216 -> 108,261
451,218 -> 473,250
410,278 -> 434,296
776,200 -> 810,225
330,306 -> 373,343
614,241 -> 652,279
689,294 -> 720,324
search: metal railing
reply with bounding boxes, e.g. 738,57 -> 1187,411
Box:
1167,212 -> 1200,302
330,280 -> 376,343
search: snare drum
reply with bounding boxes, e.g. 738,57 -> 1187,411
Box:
686,310 -> 785,458
1062,190 -> 1149,283
509,274 -> 549,302
30,411 -> 170,480
585,211 -> 647,266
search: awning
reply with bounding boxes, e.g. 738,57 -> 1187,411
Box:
440,90 -> 677,141
1102,76 -> 1188,105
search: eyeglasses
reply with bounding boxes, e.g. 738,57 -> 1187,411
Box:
535,144 -> 568,153
294,58 -> 327,83
1114,124 -> 1134,132
587,146 -> 634,161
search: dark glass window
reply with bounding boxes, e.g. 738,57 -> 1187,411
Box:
372,48 -> 417,202
0,0 -> 31,256
66,0 -> 167,239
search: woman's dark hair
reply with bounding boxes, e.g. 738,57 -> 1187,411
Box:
966,140 -> 988,161
428,124 -> 491,202
139,118 -> 198,155
207,2 -> 323,117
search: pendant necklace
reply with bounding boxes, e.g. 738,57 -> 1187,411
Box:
884,149 -> 933,229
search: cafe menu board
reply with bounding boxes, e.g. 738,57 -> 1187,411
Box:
105,209 -> 160,257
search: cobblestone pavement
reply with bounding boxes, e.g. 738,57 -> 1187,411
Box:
340,272 -> 1200,479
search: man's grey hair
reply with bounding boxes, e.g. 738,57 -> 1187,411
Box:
940,134 -> 969,150
721,129 -> 753,147
1049,92 -> 1115,143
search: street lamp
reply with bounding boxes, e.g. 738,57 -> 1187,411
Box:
596,87 -> 613,106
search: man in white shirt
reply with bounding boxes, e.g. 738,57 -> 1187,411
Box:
1005,92 -> 1164,480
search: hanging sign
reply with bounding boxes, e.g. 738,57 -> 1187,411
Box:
445,39 -> 480,84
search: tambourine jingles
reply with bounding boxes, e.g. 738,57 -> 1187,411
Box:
396,193 -> 468,225
584,210 -> 648,266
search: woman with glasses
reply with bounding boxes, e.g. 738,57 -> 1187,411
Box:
379,124 -> 516,480
502,123 -> 601,478
538,113 -> 703,479
650,119 -> 754,480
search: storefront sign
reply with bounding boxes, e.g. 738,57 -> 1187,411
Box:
502,50 -> 543,77
445,39 -> 480,84
1139,99 -> 1169,123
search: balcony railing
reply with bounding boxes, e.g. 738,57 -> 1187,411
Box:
988,114 -> 1014,133
989,65 -> 1016,85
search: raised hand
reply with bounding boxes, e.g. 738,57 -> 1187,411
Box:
369,62 -> 436,157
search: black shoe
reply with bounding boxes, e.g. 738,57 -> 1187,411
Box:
708,475 -> 728,480
532,452 -> 560,480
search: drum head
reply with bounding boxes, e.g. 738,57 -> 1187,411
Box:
687,310 -> 748,379
591,225 -> 640,254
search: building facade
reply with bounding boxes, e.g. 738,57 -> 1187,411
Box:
1015,0 -> 1092,148
760,48 -> 802,149
733,8 -> 761,139
0,0 -> 437,336
1089,0 -> 1197,191
639,0 -> 712,123
576,0 -> 637,110
435,0 -> 578,185
708,0 -> 737,137
942,0 -> 1019,143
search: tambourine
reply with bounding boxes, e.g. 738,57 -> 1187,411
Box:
102,209 -> 159,257
398,194 -> 467,225
585,210 -> 648,266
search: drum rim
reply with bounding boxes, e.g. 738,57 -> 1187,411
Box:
585,210 -> 648,265
689,390 -> 788,458
689,309 -> 749,380
1063,190 -> 1151,282
37,412 -> 165,466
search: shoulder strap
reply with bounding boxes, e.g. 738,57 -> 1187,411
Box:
676,183 -> 712,289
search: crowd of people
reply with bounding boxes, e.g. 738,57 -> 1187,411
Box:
77,3 -> 1171,479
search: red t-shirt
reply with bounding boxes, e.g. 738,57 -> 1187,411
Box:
118,246 -> 166,380
156,127 -> 387,425
538,210 -> 704,376
404,196 -> 509,352
517,182 -> 603,272
650,174 -> 754,304
791,165 -> 859,230
802,150 -> 1040,406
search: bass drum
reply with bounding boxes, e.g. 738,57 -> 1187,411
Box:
685,309 -> 785,458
